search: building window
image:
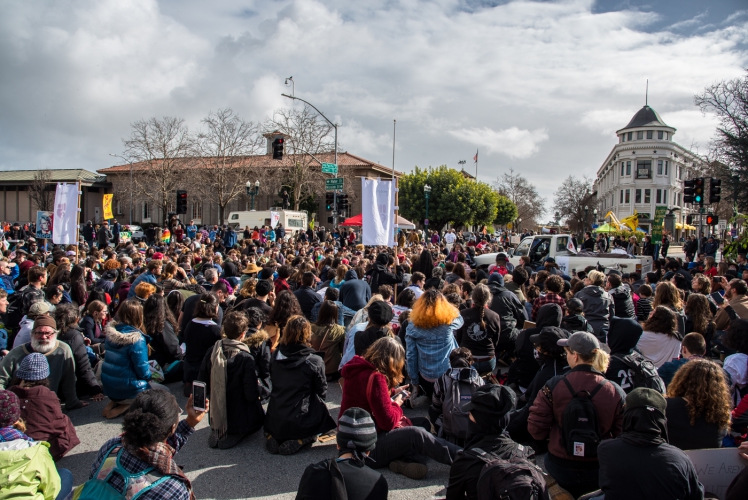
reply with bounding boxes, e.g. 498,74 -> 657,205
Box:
677,166 -> 683,180
626,161 -> 631,175
647,130 -> 653,139
635,189 -> 642,203
665,161 -> 669,175
116,200 -> 123,215
636,160 -> 652,179
191,202 -> 202,219
664,190 -> 668,204
644,189 -> 651,203
620,163 -> 625,176
625,189 -> 630,203
620,190 -> 624,203
627,132 -> 632,141
665,133 -> 669,140
656,189 -> 662,203
657,160 -> 663,175
142,202 -> 150,220
658,131 -> 663,140
637,131 -> 644,140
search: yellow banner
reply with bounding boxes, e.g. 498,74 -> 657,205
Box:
103,194 -> 114,220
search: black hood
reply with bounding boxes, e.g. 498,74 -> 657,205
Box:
609,285 -> 631,300
275,343 -> 316,368
536,303 -> 562,329
375,253 -> 390,266
619,406 -> 668,447
607,317 -> 643,354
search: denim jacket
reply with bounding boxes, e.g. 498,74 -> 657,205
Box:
406,316 -> 463,385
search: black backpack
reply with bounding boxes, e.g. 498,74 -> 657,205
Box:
612,351 -> 666,394
560,377 -> 607,458
464,446 -> 549,500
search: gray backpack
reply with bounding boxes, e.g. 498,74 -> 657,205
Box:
442,369 -> 484,440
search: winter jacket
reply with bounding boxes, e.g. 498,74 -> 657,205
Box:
296,458 -> 388,500
0,440 -> 60,499
264,343 -> 335,442
310,324 -> 346,375
528,364 -> 625,466
9,385 -> 80,460
198,339 -> 265,437
338,270 -> 371,312
243,329 -> 272,400
605,317 -> 644,393
294,286 -> 322,321
96,226 -> 112,246
405,315 -> 463,385
454,306 -> 501,359
58,326 -> 102,397
715,295 -> 748,331
609,285 -> 636,319
574,285 -> 615,342
101,323 -> 151,401
508,303 -> 562,389
486,274 -> 527,349
339,355 -> 405,433
366,254 -> 403,296
0,264 -> 19,296
79,314 -> 106,345
560,314 -> 593,333
666,396 -> 727,450
147,321 -> 183,369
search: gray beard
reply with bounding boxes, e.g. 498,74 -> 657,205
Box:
31,337 -> 57,354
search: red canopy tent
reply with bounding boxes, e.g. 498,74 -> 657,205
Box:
340,213 -> 416,229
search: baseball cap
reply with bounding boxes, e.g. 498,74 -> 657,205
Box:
529,326 -> 569,346
566,298 -> 584,313
557,331 -> 600,355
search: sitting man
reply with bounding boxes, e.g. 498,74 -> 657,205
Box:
0,315 -> 85,410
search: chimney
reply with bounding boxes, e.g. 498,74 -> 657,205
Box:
263,131 -> 288,155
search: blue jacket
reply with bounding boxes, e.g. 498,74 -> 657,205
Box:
405,316 -> 463,385
0,264 -> 19,295
127,271 -> 157,298
101,323 -> 151,400
223,228 -> 237,248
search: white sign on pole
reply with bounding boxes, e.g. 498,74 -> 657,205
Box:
270,211 -> 280,228
52,183 -> 79,245
361,178 -> 395,246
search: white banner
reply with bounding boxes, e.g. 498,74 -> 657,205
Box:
270,211 -> 280,228
361,178 -> 395,246
52,183 -> 79,245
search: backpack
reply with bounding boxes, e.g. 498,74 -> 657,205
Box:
560,377 -> 607,458
72,445 -> 171,500
4,292 -> 24,335
441,369 -> 484,440
613,351 -> 666,394
464,446 -> 549,500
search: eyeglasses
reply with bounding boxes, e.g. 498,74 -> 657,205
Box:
33,330 -> 56,337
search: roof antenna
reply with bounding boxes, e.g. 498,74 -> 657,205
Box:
645,79 -> 648,106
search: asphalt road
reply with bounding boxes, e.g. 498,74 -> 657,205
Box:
61,381 -> 450,500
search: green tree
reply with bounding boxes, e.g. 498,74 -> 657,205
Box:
494,193 -> 518,226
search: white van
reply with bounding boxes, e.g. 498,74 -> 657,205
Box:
227,208 -> 308,240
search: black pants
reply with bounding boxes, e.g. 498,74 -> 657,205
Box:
368,416 -> 460,468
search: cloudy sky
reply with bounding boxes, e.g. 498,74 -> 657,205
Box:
1,0 -> 746,211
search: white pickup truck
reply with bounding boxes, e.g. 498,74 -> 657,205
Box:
474,234 -> 653,276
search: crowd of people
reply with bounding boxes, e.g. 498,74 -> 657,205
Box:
0,216 -> 747,499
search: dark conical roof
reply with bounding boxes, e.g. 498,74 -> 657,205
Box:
622,105 -> 669,129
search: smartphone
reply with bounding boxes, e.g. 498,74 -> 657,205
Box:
192,381 -> 207,411
713,276 -> 723,284
710,291 -> 725,305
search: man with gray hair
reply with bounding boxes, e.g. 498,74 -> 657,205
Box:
0,315 -> 85,409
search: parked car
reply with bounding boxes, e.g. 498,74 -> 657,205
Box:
124,225 -> 144,243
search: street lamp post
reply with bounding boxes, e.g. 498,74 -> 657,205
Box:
109,153 -> 133,225
584,206 -> 589,233
246,180 -> 260,211
281,93 -> 338,226
593,208 -> 598,228
424,184 -> 431,231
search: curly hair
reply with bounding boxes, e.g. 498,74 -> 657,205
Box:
238,278 -> 257,299
667,359 -> 731,429
268,290 -> 302,330
409,289 -> 459,329
280,315 -> 312,346
684,293 -> 712,335
653,281 -> 683,311
643,305 -> 678,337
122,390 -> 180,451
363,336 -> 405,388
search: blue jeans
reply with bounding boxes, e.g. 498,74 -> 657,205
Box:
473,358 -> 496,375
544,455 -> 600,499
56,467 -> 73,500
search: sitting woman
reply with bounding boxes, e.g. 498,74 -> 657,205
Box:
8,353 -> 80,460
311,301 -> 346,379
243,307 -> 272,400
74,390 -> 206,499
636,306 -> 683,368
182,293 -> 222,395
265,291 -> 303,352
264,316 -> 336,455
79,300 -> 108,346
354,301 -> 395,356
143,294 -> 183,383
198,311 -> 266,450
55,303 -> 103,400
666,358 -> 731,450
101,299 -> 162,419
340,336 -> 460,480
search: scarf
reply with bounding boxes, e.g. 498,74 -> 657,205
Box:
134,441 -> 195,500
209,338 -> 251,440
618,406 -> 668,447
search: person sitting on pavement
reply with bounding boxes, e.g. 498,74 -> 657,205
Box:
127,259 -> 162,299
606,272 -> 636,319
508,303 -> 563,392
7,353 -> 79,460
11,300 -> 51,350
54,303 -> 104,400
446,384 -> 535,500
294,271 -> 322,321
339,268 -> 372,312
181,292 -> 222,395
604,316 -> 646,394
296,407 -> 388,500
198,311 -> 266,450
454,284 -> 501,375
573,270 -> 614,343
311,300 -> 347,379
637,306 -> 683,369
658,332 -> 707,387
559,297 -> 594,333
241,307 -> 272,400
722,319 -> 748,406
0,315 -> 85,410
78,299 -> 108,347
74,390 -> 207,499
597,388 -> 704,500
354,300 -> 395,357
265,315 -> 336,455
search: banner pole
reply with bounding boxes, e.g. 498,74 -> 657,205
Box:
75,180 -> 81,264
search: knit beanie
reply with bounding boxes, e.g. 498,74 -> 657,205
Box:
626,387 -> 667,414
337,407 -> 377,453
367,301 -> 394,326
33,315 -> 57,331
16,353 -> 51,381
0,391 -> 20,428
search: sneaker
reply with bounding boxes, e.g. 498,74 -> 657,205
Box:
265,434 -> 280,454
389,460 -> 427,480
278,435 -> 317,455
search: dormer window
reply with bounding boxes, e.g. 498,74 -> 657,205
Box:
647,130 -> 653,139
658,131 -> 663,140
637,131 -> 644,140
627,132 -> 633,141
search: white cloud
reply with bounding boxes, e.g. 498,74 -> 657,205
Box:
449,127 -> 549,159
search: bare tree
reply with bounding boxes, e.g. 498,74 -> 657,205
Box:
194,109 -> 264,224
123,117 -> 195,224
552,175 -> 594,233
493,168 -> 546,225
264,105 -> 335,210
28,169 -> 54,212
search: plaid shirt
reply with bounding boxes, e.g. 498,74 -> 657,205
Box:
0,427 -> 34,443
88,420 -> 194,499
531,292 -> 566,321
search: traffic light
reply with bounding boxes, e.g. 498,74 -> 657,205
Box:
694,177 -> 705,207
176,190 -> 187,214
272,138 -> 284,160
709,178 -> 722,204
325,193 -> 334,211
706,214 -> 719,226
338,194 -> 349,212
686,215 -> 693,225
683,179 -> 695,204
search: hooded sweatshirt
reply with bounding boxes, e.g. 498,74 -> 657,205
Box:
574,285 -> 615,342
605,317 -> 644,393
609,285 -> 636,319
367,254 -> 403,297
508,304 -> 562,389
339,270 -> 372,311
486,273 -> 528,350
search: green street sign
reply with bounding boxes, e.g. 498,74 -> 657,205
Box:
651,205 -> 668,240
321,162 -> 338,174
325,178 -> 344,191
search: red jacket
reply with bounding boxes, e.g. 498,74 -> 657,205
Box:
528,364 -> 625,464
339,356 -> 408,433
9,385 -> 80,460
